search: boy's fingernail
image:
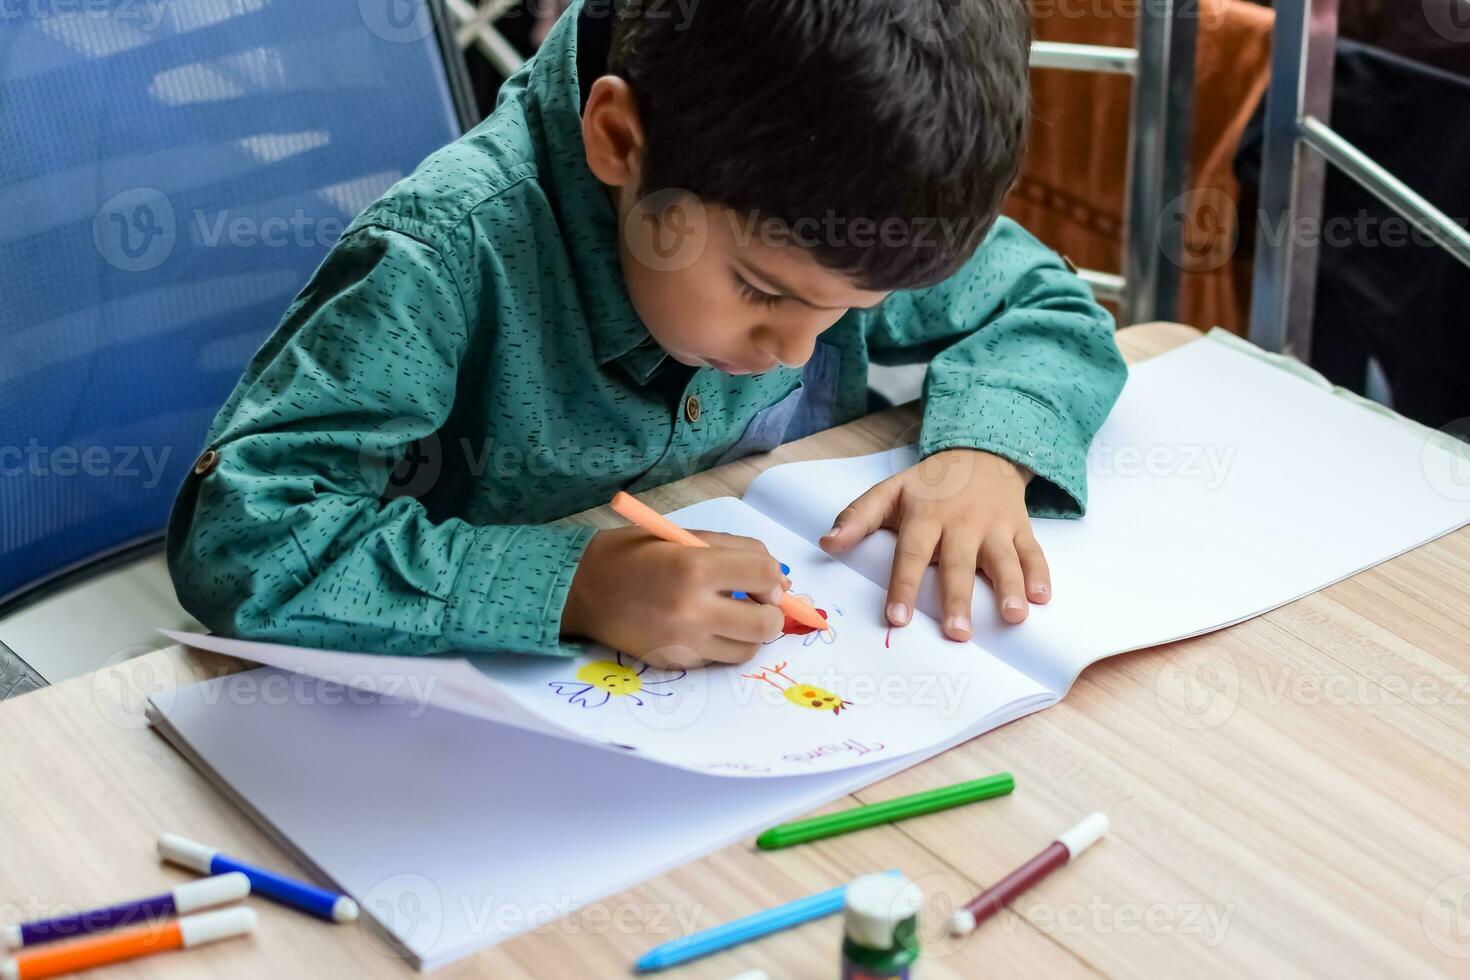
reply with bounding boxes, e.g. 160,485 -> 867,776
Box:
887,602 -> 910,625
1030,583 -> 1050,597
779,562 -> 790,575
782,577 -> 792,590
768,586 -> 784,605
825,525 -> 841,539
1002,597 -> 1024,614
946,615 -> 972,637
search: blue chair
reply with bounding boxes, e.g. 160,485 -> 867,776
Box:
0,1 -> 474,677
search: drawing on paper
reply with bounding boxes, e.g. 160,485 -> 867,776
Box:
547,651 -> 687,709
765,594 -> 837,647
742,660 -> 853,716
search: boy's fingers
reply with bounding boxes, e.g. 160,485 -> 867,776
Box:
697,634 -> 766,665
821,480 -> 897,554
639,645 -> 709,671
885,518 -> 940,627
980,538 -> 1028,624
1016,532 -> 1052,604
692,531 -> 770,555
711,600 -> 786,645
937,532 -> 981,640
690,532 -> 791,594
707,550 -> 785,602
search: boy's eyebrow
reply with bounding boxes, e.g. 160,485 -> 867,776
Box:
736,259 -> 885,311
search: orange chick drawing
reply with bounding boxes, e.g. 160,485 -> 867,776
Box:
742,661 -> 852,716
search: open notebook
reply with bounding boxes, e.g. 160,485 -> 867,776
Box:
150,333 -> 1470,967
161,333 -> 1470,779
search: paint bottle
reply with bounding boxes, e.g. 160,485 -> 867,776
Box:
840,872 -> 923,979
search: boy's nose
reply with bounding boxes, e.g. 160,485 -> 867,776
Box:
767,327 -> 819,368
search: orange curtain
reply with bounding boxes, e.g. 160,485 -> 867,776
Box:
1002,0 -> 1274,333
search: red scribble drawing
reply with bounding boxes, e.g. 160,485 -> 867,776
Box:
742,660 -> 853,716
763,594 -> 837,647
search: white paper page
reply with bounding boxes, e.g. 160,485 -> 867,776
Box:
165,500 -> 1051,777
160,629 -> 605,750
151,669 -> 1044,971
744,337 -> 1470,693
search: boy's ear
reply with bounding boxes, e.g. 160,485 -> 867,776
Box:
582,76 -> 645,189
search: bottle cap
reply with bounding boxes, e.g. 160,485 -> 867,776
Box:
843,873 -> 923,950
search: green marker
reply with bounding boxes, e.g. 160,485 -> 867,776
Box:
756,772 -> 1015,850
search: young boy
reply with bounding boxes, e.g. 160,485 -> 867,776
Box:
167,0 -> 1126,668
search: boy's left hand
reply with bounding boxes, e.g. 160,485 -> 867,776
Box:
820,449 -> 1051,640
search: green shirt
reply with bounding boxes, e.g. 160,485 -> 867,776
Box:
166,4 -> 1127,658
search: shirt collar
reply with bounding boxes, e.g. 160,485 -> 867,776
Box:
518,0 -> 668,384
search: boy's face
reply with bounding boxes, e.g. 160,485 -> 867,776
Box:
583,75 -> 889,375
615,195 -> 890,374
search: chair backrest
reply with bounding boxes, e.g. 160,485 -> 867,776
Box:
0,0 -> 471,611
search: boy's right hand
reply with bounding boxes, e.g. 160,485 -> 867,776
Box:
561,527 -> 790,669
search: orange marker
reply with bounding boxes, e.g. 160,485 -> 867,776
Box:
1,907 -> 255,980
610,492 -> 830,633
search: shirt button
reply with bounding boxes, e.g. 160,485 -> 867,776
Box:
683,395 -> 702,424
193,448 -> 220,476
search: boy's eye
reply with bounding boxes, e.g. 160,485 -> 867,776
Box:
735,273 -> 783,310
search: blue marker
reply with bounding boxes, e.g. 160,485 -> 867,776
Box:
158,833 -> 358,923
635,870 -> 899,972
733,563 -> 790,601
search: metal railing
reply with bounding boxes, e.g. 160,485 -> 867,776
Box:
1248,0 -> 1470,356
447,2 -> 1198,324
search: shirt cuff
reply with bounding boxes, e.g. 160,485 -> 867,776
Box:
444,523 -> 596,656
919,385 -> 1090,519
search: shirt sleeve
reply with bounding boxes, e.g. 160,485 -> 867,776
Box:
166,223 -> 594,657
862,218 -> 1127,518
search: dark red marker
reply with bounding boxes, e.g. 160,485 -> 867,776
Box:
950,813 -> 1109,935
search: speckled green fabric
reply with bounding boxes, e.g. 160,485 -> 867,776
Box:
166,4 -> 1126,658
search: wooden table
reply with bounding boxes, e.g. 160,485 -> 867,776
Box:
3,322 -> 1468,979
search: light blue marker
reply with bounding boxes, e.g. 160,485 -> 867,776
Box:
635,870 -> 899,972
159,833 -> 358,923
733,563 -> 790,601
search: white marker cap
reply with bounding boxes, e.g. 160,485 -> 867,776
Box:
0,924 -> 19,951
172,872 -> 251,913
949,908 -> 977,936
2,955 -> 17,980
1057,812 -> 1109,859
332,896 -> 360,923
158,833 -> 218,874
178,906 -> 257,948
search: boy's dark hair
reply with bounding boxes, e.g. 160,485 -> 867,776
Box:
608,0 -> 1032,291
